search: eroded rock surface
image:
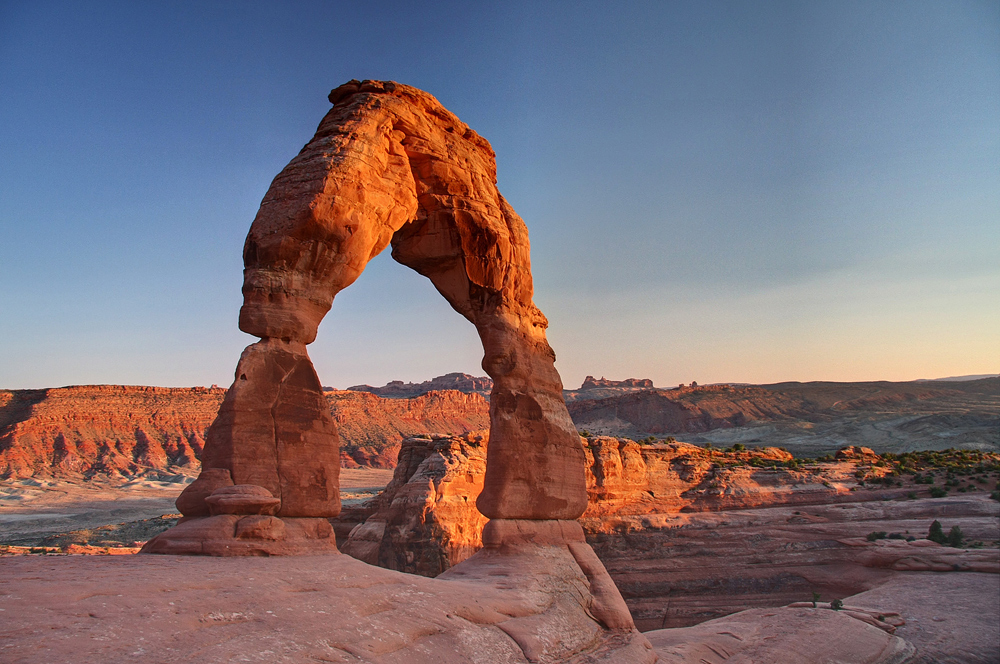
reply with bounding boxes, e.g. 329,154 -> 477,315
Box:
0,385 -> 223,479
341,432 -> 489,575
0,385 -> 490,478
340,434 -> 1000,633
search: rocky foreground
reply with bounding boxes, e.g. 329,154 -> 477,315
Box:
9,551 -> 968,664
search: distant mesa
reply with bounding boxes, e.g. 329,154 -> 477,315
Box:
919,373 -> 1000,382
346,372 -> 493,398
580,376 -> 654,390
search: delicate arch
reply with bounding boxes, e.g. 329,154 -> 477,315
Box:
178,80 -> 586,529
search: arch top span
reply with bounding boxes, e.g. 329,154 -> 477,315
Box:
239,79 -> 537,346
162,81 -> 586,552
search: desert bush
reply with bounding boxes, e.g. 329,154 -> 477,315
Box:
947,526 -> 964,548
831,599 -> 843,611
929,487 -> 947,498
866,531 -> 887,541
928,520 -> 946,544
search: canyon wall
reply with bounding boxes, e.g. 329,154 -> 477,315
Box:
0,386 -> 488,479
3,377 -> 995,479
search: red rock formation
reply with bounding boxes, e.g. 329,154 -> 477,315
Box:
329,389 -> 489,468
237,79 -> 586,521
0,385 -> 224,479
346,372 -> 493,397
196,340 -> 341,519
152,80 -> 593,559
580,376 -> 654,390
341,434 -> 1000,631
342,432 -> 488,575
0,386 -> 488,479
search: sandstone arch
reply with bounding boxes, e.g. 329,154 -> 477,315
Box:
146,81 -> 589,555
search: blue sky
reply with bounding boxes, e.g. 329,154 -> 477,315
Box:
1,1 -> 997,389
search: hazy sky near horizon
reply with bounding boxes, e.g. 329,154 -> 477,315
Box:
1,1 -> 997,390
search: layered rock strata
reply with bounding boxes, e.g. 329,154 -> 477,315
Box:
346,372 -> 493,398
0,385 -> 489,478
340,432 -> 489,574
0,385 -> 223,479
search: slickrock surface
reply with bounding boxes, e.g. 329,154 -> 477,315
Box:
0,545 -> 655,663
347,372 -> 493,398
0,385 -> 488,478
7,555 -> 993,662
647,603 -> 915,663
844,572 -> 1000,664
593,495 -> 999,630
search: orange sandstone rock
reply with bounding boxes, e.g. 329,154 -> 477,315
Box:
152,80 -> 588,556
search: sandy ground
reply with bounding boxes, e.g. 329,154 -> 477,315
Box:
0,468 -> 394,547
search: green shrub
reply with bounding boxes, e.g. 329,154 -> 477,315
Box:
866,531 -> 887,541
928,520 -> 946,544
930,487 -> 947,498
947,526 -> 964,548
831,599 -> 843,611
907,491 -> 917,500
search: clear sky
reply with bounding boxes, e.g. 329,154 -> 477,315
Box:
1,1 -> 997,390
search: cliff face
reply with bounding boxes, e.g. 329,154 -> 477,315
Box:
328,390 -> 489,469
4,378 -> 995,478
0,387 -> 489,479
345,373 -> 493,398
340,432 -> 488,576
567,385 -> 811,436
0,386 -> 223,479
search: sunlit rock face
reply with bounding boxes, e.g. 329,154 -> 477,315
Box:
148,80 -> 588,557
235,79 -> 586,520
